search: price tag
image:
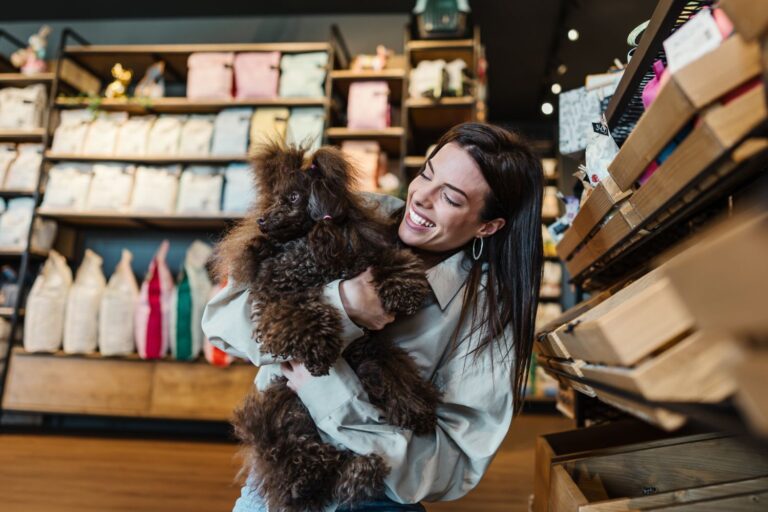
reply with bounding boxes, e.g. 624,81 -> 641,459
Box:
663,10 -> 723,73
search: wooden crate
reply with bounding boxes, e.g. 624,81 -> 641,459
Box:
538,356 -> 596,398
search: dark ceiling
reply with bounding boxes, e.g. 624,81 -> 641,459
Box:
2,0 -> 659,124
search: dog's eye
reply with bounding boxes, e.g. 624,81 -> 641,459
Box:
289,192 -> 300,204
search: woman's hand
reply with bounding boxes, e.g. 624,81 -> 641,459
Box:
281,360 -> 312,393
339,267 -> 395,330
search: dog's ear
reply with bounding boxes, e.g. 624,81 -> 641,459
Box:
306,146 -> 358,222
250,139 -> 306,192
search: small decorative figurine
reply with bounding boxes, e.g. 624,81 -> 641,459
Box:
351,45 -> 393,71
104,63 -> 133,99
10,25 -> 51,75
135,61 -> 165,98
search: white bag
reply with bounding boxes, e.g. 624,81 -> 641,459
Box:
0,198 -> 35,250
179,115 -> 215,156
41,164 -> 93,211
585,121 -> 620,187
409,59 -> 446,98
211,108 -> 252,155
0,144 -> 17,189
249,108 -> 289,149
4,143 -> 42,191
51,110 -> 92,154
99,249 -> 139,356
146,115 -> 186,155
24,250 -> 72,353
82,112 -> 128,155
222,164 -> 257,213
176,167 -> 223,213
63,249 -> 106,354
279,52 -> 328,98
115,115 -> 156,155
30,218 -> 58,254
85,164 -> 135,211
286,107 -> 324,152
170,240 -> 213,360
0,84 -> 47,129
129,165 -> 180,213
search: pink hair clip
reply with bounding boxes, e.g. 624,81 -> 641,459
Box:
322,215 -> 333,221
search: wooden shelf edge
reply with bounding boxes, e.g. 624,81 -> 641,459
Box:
325,127 -> 404,138
64,42 -> 331,54
45,152 -> 249,164
406,39 -> 474,51
405,97 -> 475,108
330,69 -> 405,80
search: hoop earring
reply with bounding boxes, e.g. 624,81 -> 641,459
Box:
472,237 -> 484,261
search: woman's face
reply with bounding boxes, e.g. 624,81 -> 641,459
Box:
398,142 -> 505,252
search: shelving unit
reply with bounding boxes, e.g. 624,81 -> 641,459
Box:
44,152 -> 249,165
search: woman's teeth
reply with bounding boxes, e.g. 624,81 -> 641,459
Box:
410,207 -> 435,228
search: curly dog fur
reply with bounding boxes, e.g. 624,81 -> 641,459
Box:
215,141 -> 441,511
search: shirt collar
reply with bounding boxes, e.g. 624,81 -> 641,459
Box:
426,251 -> 472,310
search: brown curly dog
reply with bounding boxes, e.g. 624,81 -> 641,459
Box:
214,141 -> 441,511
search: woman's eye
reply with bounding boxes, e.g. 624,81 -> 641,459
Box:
289,192 -> 300,203
443,193 -> 460,207
418,168 -> 432,180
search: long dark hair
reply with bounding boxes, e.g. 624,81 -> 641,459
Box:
424,122 -> 543,416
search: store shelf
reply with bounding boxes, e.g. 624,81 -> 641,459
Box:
329,68 -> 405,103
45,152 -> 249,165
2,347 -> 257,421
325,126 -> 404,154
0,189 -> 36,198
404,155 -> 426,169
406,97 -> 475,132
0,129 -> 45,142
0,307 -> 23,318
406,38 -> 475,65
55,96 -> 328,114
0,72 -> 55,86
405,96 -> 475,109
36,209 -> 244,230
0,248 -> 48,259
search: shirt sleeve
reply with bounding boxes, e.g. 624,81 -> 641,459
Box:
201,278 -> 366,366
295,337 -> 515,503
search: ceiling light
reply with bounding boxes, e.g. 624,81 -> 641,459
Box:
551,83 -> 562,94
541,102 -> 554,115
568,29 -> 579,41
557,64 -> 568,75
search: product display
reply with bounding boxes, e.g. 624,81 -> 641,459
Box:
286,107 -> 324,151
129,166 -> 180,213
234,52 -> 281,99
249,107 -> 289,149
176,166 -> 223,213
99,249 -> 139,356
115,115 -> 155,155
146,115 -> 186,155
63,249 -> 106,354
134,240 -> 173,360
51,110 -> 92,154
178,115 -> 215,156
3,144 -> 42,191
85,164 -> 135,211
170,241 -> 213,361
23,250 -> 72,353
40,164 -> 93,211
346,81 -> 390,130
0,84 -> 47,130
81,112 -> 128,155
210,108 -> 252,155
278,51 -> 328,98
221,163 -> 257,213
186,52 -> 235,100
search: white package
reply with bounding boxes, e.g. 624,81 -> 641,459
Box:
30,218 -> 58,254
279,52 -> 328,98
129,165 -> 180,213
51,109 -> 92,154
176,166 -> 223,213
3,143 -> 42,191
286,107 -> 324,152
0,144 -> 17,189
211,108 -> 252,155
146,115 -> 186,155
115,115 -> 156,155
24,250 -> 73,353
170,240 -> 213,360
444,58 -> 467,96
82,112 -> 128,155
99,249 -> 139,356
0,84 -> 47,129
0,197 -> 35,250
222,164 -> 257,213
63,249 -> 106,354
41,164 -> 93,211
85,164 -> 135,212
179,115 -> 215,156
409,59 -> 446,98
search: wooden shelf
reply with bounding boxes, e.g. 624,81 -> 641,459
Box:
404,155 -> 427,169
0,129 -> 45,142
325,127 -> 404,154
0,307 -> 23,318
329,69 -> 405,80
0,248 -> 48,258
0,189 -> 36,198
406,38 -> 475,65
65,42 -> 330,55
0,72 -> 55,86
36,209 -> 244,230
405,96 -> 475,108
45,152 -> 249,165
55,96 -> 328,114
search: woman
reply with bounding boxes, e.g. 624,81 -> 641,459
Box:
202,122 -> 543,511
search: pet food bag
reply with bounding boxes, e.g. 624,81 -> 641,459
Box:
4,143 -> 42,192
0,84 -> 47,129
222,163 -> 257,213
24,250 -> 72,352
146,115 -> 186,156
41,164 -> 93,211
135,240 -> 174,359
129,165 -> 180,213
234,52 -> 281,99
85,164 -> 135,212
409,59 -> 446,98
211,108 -> 252,155
0,198 -> 35,250
82,112 -> 128,155
51,110 -> 92,154
202,280 -> 236,366
115,115 -> 156,155
187,52 -> 234,100
0,144 -> 17,189
29,218 -> 57,254
176,166 -> 223,213
341,140 -> 380,192
278,52 -> 328,98
178,115 -> 215,156
249,108 -> 289,149
63,249 -> 106,354
170,240 -> 213,360
99,249 -> 139,356
347,81 -> 390,130
286,107 -> 324,152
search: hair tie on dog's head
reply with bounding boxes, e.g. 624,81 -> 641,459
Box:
322,215 -> 333,221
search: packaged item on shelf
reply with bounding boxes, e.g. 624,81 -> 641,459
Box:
0,198 -> 35,250
249,108 -> 289,149
178,115 -> 215,156
203,280 -> 236,366
104,63 -> 133,99
222,163 -> 257,213
286,107 -> 324,152
51,110 -> 92,154
23,250 -> 72,353
146,115 -> 186,155
542,186 -> 560,218
29,218 -> 57,254
176,166 -> 223,213
444,58 -> 469,96
584,119 -> 620,187
663,8 -> 724,74
115,115 -> 156,155
558,83 -> 617,156
234,52 -> 281,99
0,144 -> 17,189
351,45 -> 393,71
135,61 -> 165,99
63,249 -> 106,354
40,164 -> 93,211
129,165 -> 180,214
186,52 -> 235,100
211,108 -> 252,156
170,241 -> 213,360
99,249 -> 139,356
0,84 -> 47,129
278,52 -> 328,98
85,164 -> 135,212
3,143 -> 42,191
135,240 -> 174,359
341,140 -> 381,192
409,59 -> 446,98
81,112 -> 128,155
642,60 -> 667,109
347,81 -> 390,130
541,261 -> 562,298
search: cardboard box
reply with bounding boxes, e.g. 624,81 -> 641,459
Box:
722,0 -> 768,41
564,204 -> 635,278
608,34 -> 761,191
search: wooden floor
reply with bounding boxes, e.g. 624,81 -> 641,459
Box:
0,413 -> 572,512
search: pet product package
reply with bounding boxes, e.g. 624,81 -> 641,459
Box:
29,218 -> 57,254
278,52 -> 328,98
179,115 -> 215,156
146,115 -> 186,155
115,115 -> 156,155
3,143 -> 42,191
211,108 -> 252,155
99,249 -> 139,356
234,52 -> 281,99
176,166 -> 223,213
41,164 -> 93,211
347,81 -> 390,130
187,52 -> 234,100
85,164 -> 135,211
129,165 -> 180,213
0,84 -> 47,129
286,107 -> 324,152
82,112 -> 128,155
23,250 -> 72,352
249,108 -> 289,149
202,280 -> 236,366
171,241 -> 213,360
0,198 -> 35,250
63,249 -> 106,354
51,109 -> 92,154
222,164 -> 257,213
0,144 -> 17,189
135,240 -> 174,359
409,59 -> 446,98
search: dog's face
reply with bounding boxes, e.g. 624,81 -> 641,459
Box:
257,167 -> 314,241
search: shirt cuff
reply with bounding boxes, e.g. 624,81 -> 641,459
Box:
296,358 -> 368,422
322,279 -> 365,348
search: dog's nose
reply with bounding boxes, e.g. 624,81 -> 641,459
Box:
257,218 -> 265,226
